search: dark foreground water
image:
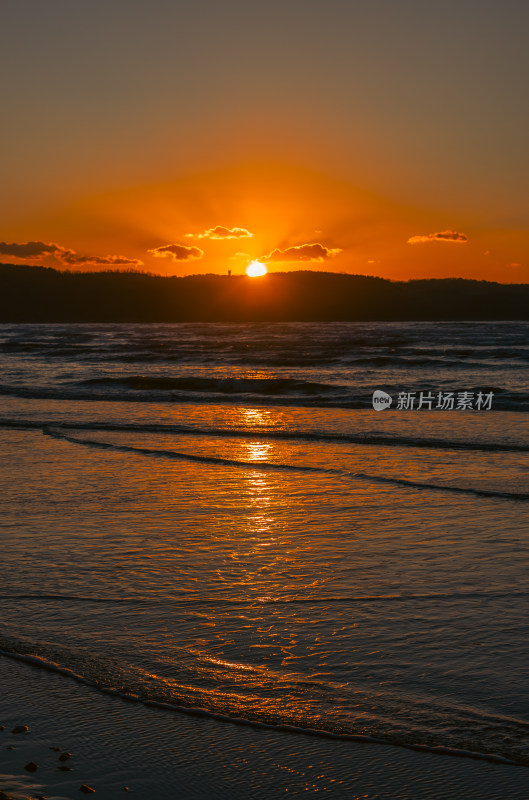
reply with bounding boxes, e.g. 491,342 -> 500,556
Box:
0,322 -> 528,772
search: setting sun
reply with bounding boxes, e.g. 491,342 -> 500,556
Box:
246,260 -> 268,277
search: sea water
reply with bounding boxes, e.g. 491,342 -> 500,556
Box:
0,321 -> 528,766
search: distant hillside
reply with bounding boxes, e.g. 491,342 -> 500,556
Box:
1,263 -> 529,322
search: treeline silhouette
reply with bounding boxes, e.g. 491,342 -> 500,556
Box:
1,263 -> 529,322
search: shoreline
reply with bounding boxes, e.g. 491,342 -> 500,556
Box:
1,656 -> 527,800
0,647 -> 521,770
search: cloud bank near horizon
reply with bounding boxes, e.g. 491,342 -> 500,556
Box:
0,240 -> 143,267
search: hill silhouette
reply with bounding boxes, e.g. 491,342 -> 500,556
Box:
1,263 -> 528,322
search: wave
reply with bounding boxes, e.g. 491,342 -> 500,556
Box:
40,427 -> 529,502
0,594 -> 138,603
1,590 -> 529,606
0,380 -> 362,408
80,374 -> 339,396
0,378 -> 526,411
0,645 -> 524,767
4,327 -> 529,369
1,418 -> 528,454
351,471 -> 529,501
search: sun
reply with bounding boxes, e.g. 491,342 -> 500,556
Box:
245,260 -> 268,277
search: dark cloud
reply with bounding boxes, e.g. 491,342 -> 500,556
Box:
0,240 -> 67,259
148,243 -> 204,261
0,240 -> 143,267
407,230 -> 468,244
263,243 -> 342,262
186,226 -> 253,240
61,252 -> 143,267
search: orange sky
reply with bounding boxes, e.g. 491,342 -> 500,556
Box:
1,2 -> 528,282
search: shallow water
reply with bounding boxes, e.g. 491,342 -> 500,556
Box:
1,322 -> 528,768
3,656 -> 528,800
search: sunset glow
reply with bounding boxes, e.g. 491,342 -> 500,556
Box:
0,3 -> 527,284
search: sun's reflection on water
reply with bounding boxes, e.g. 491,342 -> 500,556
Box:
244,441 -> 273,463
240,407 -> 271,427
188,405 -> 325,697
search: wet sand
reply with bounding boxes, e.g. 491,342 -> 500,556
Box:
0,656 -> 527,800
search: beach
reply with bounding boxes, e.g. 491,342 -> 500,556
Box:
1,655 -> 528,799
1,322 -> 528,798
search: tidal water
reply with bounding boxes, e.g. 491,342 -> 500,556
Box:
0,322 -> 528,767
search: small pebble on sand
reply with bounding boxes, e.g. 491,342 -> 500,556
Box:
24,760 -> 39,772
11,725 -> 29,734
80,785 -> 95,794
59,751 -> 72,761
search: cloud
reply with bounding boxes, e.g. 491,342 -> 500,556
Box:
230,251 -> 250,259
148,243 -> 204,261
262,243 -> 342,263
0,240 -> 142,267
185,226 -> 253,240
60,253 -> 143,267
407,230 -> 468,244
0,240 -> 67,259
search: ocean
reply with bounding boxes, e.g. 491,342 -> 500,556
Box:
1,321 -> 528,792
